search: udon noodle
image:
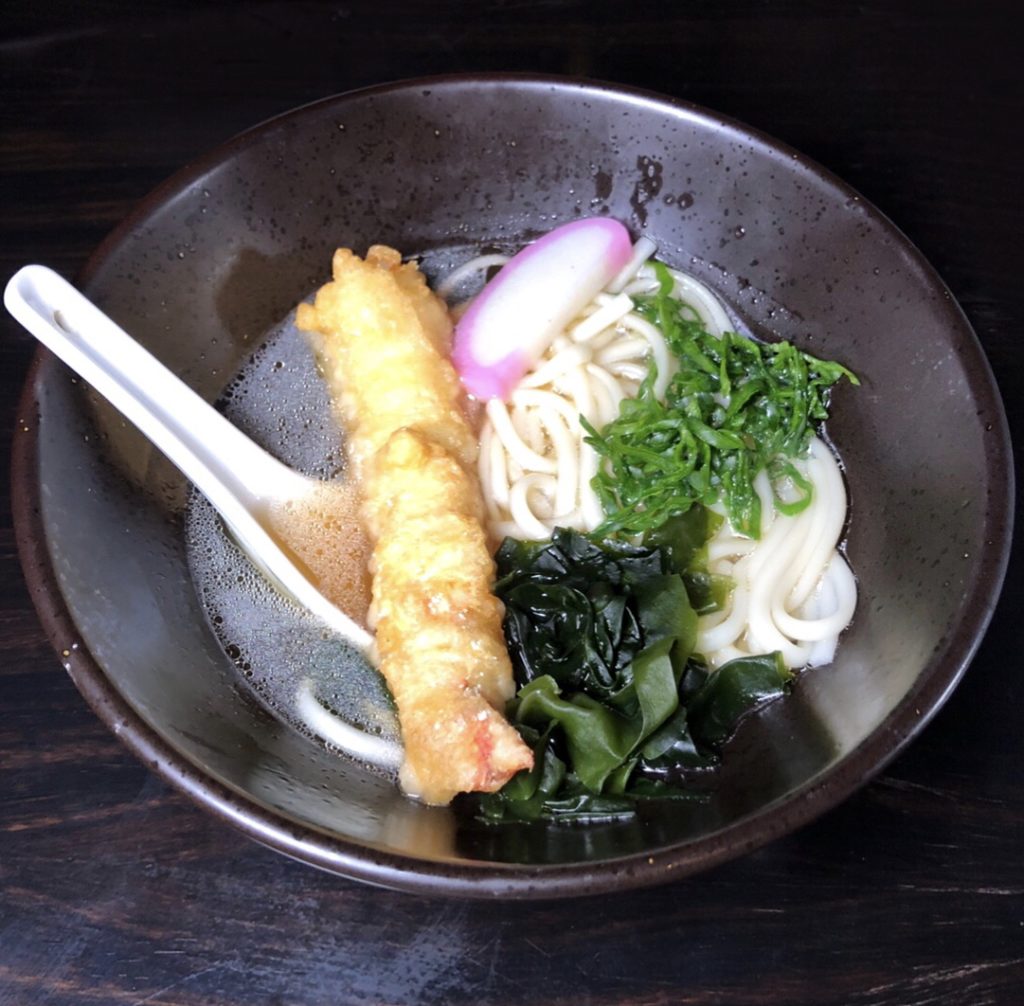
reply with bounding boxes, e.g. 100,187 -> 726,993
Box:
448,244 -> 855,671
699,437 -> 857,669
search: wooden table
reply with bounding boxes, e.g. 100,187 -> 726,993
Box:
2,3 -> 1021,1003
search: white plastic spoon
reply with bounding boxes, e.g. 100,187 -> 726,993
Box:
5,264 -> 400,768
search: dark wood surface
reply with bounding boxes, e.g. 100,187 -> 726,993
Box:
2,3 -> 1022,1003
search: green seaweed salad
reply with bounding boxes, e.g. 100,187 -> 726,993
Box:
472,264 -> 857,824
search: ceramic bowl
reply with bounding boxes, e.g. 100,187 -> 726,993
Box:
12,75 -> 1013,897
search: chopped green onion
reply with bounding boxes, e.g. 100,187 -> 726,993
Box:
585,264 -> 857,538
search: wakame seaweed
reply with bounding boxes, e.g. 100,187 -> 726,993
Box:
583,261 -> 858,538
477,526 -> 792,824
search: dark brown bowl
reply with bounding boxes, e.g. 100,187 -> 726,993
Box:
11,75 -> 1013,898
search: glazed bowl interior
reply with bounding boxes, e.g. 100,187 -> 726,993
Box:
19,76 -> 1011,896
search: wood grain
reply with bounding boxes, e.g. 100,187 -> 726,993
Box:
2,2 -> 1022,1004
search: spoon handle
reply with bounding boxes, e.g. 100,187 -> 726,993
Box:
5,265 -> 306,505
4,265 -> 376,659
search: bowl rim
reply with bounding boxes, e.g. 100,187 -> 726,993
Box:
11,72 -> 1015,899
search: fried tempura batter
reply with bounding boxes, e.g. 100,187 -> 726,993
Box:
296,246 -> 532,805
